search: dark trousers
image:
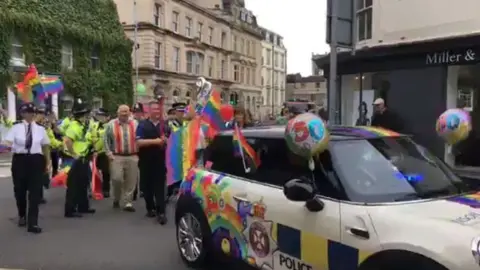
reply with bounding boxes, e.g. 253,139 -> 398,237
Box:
96,153 -> 111,193
11,154 -> 44,226
50,151 -> 59,176
140,161 -> 166,214
64,158 -> 91,214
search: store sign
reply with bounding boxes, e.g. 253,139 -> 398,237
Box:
426,49 -> 476,65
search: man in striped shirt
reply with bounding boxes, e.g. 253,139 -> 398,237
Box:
104,105 -> 138,212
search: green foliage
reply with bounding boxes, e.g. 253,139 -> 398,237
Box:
0,0 -> 133,115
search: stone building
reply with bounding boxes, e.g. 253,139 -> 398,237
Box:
286,73 -> 327,106
114,0 -> 263,117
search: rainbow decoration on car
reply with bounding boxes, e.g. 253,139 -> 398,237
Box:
333,126 -> 400,138
447,192 -> 480,208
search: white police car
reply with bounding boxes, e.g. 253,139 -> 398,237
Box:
175,125 -> 480,270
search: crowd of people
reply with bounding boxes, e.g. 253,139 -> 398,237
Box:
0,97 -> 262,234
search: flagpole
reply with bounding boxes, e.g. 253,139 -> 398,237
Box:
133,0 -> 139,103
234,122 -> 250,173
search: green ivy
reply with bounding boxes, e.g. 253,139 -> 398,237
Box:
0,0 -> 133,116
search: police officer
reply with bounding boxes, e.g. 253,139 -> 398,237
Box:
3,103 -> 50,233
64,98 -> 95,218
169,102 -> 187,129
136,100 -> 169,224
87,108 -> 110,197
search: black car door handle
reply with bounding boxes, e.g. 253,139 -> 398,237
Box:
346,227 -> 370,239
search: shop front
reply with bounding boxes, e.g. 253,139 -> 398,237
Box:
315,35 -> 480,175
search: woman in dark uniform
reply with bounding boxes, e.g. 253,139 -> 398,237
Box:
3,103 -> 50,234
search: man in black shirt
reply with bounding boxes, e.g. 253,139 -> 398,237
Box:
371,98 -> 403,132
136,101 -> 169,224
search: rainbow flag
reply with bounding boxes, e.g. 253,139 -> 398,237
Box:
51,159 -> 73,187
202,89 -> 226,131
15,64 -> 43,102
233,123 -> 260,172
15,82 -> 33,102
39,75 -> 64,98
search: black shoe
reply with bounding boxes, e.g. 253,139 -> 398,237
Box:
146,211 -> 156,218
103,191 -> 110,198
27,225 -> 42,234
18,217 -> 26,227
64,212 -> 83,218
157,214 -> 167,225
78,208 -> 96,214
113,201 -> 120,209
39,198 -> 47,204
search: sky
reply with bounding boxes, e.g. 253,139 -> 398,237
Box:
247,0 -> 329,76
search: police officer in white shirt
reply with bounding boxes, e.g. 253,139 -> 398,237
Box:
3,103 -> 50,234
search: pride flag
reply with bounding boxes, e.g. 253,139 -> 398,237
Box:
51,159 -> 73,187
15,64 -> 43,102
233,123 -> 261,172
202,89 -> 226,132
39,75 -> 64,99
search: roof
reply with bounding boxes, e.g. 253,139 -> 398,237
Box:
219,125 -> 403,140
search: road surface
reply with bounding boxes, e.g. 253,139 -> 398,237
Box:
0,155 -> 242,270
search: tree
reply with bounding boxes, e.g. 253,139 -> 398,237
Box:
0,0 -> 133,115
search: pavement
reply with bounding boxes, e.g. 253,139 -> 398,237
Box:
0,155 -> 244,270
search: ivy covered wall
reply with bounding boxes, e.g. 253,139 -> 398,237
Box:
0,0 -> 133,114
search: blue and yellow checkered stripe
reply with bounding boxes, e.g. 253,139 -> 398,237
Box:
275,224 -> 371,270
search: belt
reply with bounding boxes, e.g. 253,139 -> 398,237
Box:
113,153 -> 137,156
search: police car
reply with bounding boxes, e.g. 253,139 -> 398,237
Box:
175,125 -> 480,270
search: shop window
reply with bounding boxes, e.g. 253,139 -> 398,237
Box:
356,0 -> 372,41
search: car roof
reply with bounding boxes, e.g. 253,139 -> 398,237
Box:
219,125 -> 404,140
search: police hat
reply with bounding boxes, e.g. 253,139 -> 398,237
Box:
72,98 -> 90,115
19,102 -> 35,113
132,102 -> 144,113
35,104 -> 47,114
172,102 -> 187,111
94,108 -> 108,116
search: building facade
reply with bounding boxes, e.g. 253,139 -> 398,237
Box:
285,74 -> 327,106
315,0 -> 480,174
114,0 -> 263,117
258,28 -> 287,117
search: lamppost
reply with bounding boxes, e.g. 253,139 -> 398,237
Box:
133,0 -> 139,102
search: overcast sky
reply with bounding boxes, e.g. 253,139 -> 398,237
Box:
247,0 -> 329,76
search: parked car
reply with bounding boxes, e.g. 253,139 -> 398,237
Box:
175,125 -> 480,270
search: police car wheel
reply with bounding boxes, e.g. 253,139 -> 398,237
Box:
175,201 -> 212,268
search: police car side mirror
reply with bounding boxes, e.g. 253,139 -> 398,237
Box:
283,178 -> 315,202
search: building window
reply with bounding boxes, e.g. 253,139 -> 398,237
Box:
172,11 -> 179,32
186,51 -> 204,74
233,35 -> 237,52
154,42 -> 162,69
208,56 -> 213,77
240,66 -> 245,83
91,47 -> 100,70
280,54 -> 285,69
10,36 -> 24,64
197,22 -> 203,40
221,60 -> 226,79
252,69 -> 256,86
154,3 -> 162,26
246,68 -> 251,85
61,43 -> 73,69
185,17 -> 192,37
356,0 -> 373,41
208,27 -> 213,44
173,47 -> 180,72
221,31 -> 226,48
233,65 -> 239,82
246,40 -> 251,56
266,49 -> 271,65
274,52 -> 278,67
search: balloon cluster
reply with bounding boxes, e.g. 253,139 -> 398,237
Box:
436,109 -> 471,145
284,113 -> 329,159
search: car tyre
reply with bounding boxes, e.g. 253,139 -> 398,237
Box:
175,199 -> 213,269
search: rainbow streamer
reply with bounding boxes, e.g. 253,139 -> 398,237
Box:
51,159 -> 73,187
333,126 -> 400,138
202,90 -> 226,131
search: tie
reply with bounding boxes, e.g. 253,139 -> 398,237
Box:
25,123 -> 32,153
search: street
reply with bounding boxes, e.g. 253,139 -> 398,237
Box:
0,155 -> 210,270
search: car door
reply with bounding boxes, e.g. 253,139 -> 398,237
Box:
201,135 -> 251,260
238,137 -> 341,270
